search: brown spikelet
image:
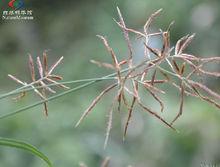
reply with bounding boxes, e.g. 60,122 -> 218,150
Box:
97,35 -> 122,83
161,31 -> 170,56
122,90 -> 130,110
198,94 -> 220,109
43,51 -> 48,75
123,96 -> 136,140
39,81 -> 56,93
166,21 -> 175,32
48,75 -> 63,80
144,43 -> 160,57
45,78 -> 69,89
75,83 -> 117,127
36,57 -> 43,78
90,60 -> 115,69
187,83 -> 220,109
104,103 -> 114,149
79,162 -> 88,167
116,6 -> 133,63
188,80 -> 220,100
138,101 -> 176,131
175,35 -> 189,55
140,71 -> 147,81
101,157 -> 111,167
179,33 -> 195,53
159,70 -> 170,81
48,56 -> 64,74
118,59 -> 127,66
96,35 -> 119,67
144,8 -> 162,32
145,86 -> 164,113
171,82 -> 184,125
151,70 -> 157,85
28,54 -> 35,81
144,79 -> 168,84
172,59 -> 180,73
8,74 -> 26,85
41,85 -> 48,116
176,53 -> 199,61
199,69 -> 220,77
117,86 -> 128,112
180,62 -> 186,75
143,82 -> 165,94
43,102 -> 48,116
12,91 -> 26,101
201,56 -> 220,63
117,89 -> 123,112
143,8 -> 162,58
30,85 -> 46,100
114,19 -> 146,37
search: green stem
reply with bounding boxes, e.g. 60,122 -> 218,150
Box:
0,81 -> 97,119
0,77 -> 117,100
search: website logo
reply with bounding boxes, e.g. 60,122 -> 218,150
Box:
8,0 -> 24,10
2,0 -> 34,20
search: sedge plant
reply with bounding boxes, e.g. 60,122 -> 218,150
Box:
0,7 -> 220,155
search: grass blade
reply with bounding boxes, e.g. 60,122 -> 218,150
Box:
0,137 -> 52,167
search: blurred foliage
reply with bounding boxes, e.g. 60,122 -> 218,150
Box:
0,0 -> 220,167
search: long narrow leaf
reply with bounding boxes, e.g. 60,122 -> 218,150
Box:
0,137 -> 52,167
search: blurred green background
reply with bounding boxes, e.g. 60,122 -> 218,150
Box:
0,0 -> 220,166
